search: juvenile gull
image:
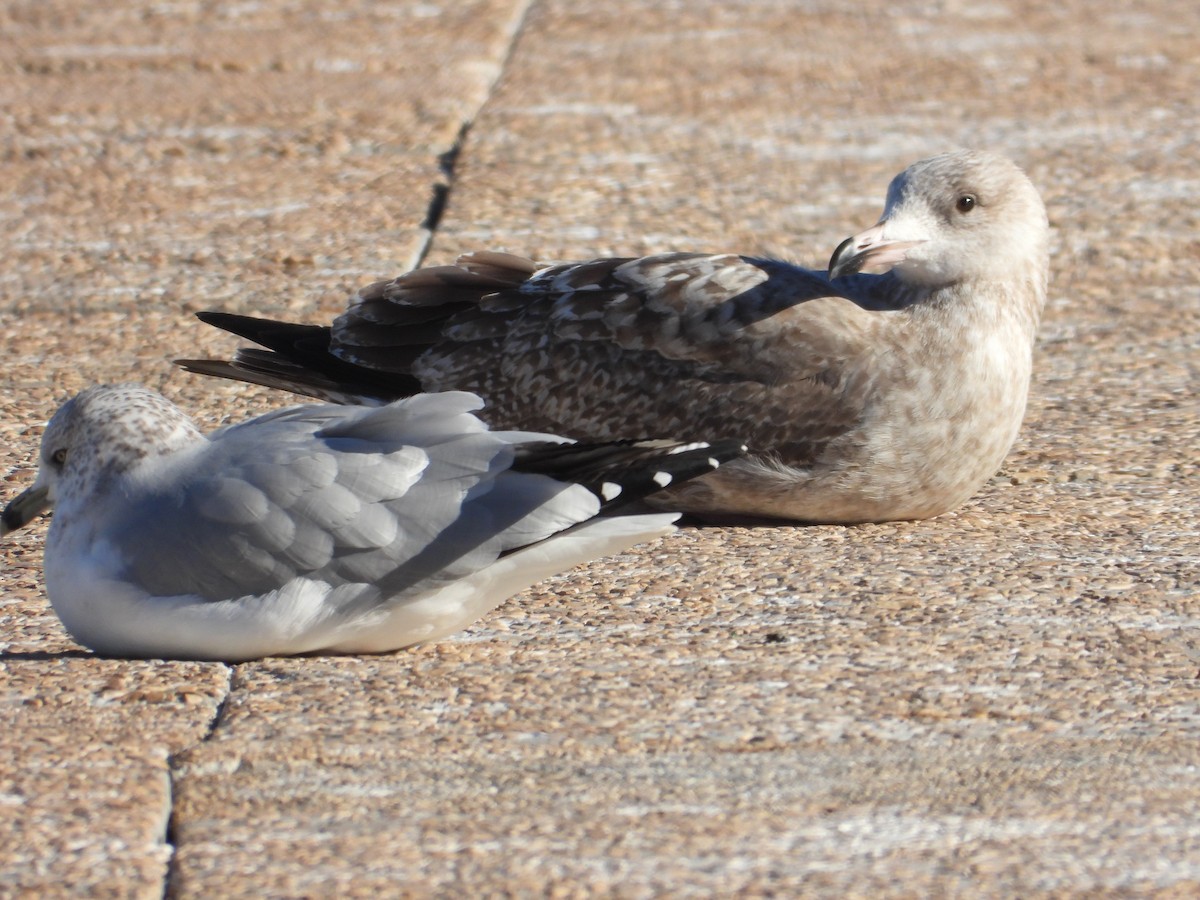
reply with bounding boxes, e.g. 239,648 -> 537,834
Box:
0,385 -> 743,661
180,149 -> 1049,523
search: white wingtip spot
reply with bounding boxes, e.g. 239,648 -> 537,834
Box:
708,457 -> 720,468
652,471 -> 673,487
600,481 -> 623,500
668,441 -> 710,455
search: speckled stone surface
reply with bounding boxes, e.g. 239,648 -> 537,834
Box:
2,0 -> 1199,895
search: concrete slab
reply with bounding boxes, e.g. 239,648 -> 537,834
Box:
1,0 -> 1198,895
1,0 -> 535,895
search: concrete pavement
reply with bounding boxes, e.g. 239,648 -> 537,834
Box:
1,0 -> 1198,894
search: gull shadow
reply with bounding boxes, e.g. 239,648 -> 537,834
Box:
677,511 -> 821,528
0,648 -> 94,661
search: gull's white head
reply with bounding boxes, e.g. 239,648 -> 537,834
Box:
1,384 -> 202,535
828,150 -> 1049,289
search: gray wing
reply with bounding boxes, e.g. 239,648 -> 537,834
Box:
340,253 -> 898,462
107,392 -> 596,605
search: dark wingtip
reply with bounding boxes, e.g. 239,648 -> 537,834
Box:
512,437 -> 747,511
195,309 -> 260,329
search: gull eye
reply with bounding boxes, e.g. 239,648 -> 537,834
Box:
955,194 -> 977,213
51,448 -> 68,467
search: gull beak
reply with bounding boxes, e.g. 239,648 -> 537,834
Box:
1,484 -> 51,536
828,221 -> 926,279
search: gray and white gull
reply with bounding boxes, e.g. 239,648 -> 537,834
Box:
1,385 -> 742,661
181,150 -> 1050,523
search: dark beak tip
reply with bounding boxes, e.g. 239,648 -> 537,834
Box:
1,508 -> 21,536
828,236 -> 863,279
1,486 -> 51,537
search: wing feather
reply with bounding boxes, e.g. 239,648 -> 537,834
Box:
188,253 -> 915,469
107,393 -> 595,607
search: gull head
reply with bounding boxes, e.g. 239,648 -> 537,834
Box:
1,384 -> 202,536
828,150 -> 1049,289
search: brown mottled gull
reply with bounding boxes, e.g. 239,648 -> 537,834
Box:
0,385 -> 742,661
180,150 -> 1049,523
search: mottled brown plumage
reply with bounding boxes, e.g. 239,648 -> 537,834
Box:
181,150 -> 1049,523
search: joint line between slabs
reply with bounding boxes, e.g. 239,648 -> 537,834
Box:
407,0 -> 540,271
160,663 -> 236,899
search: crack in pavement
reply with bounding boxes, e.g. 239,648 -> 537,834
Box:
406,0 -> 538,272
152,6 -> 539,895
159,664 -> 235,900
